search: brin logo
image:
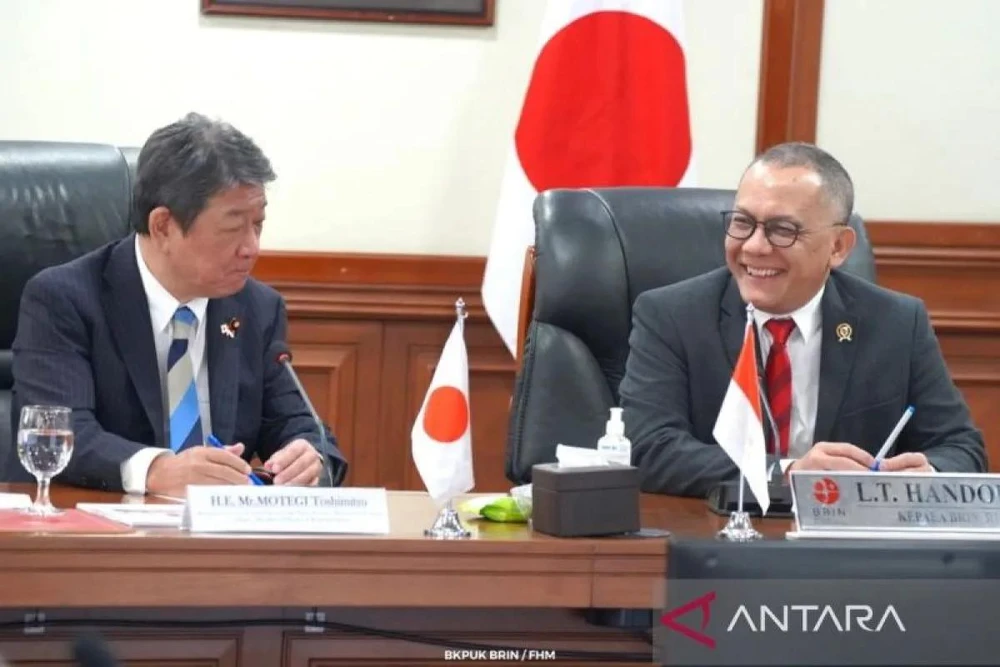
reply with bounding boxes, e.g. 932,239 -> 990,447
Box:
660,591 -> 717,648
813,477 -> 840,505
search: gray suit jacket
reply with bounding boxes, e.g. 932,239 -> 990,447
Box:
619,267 -> 987,497
4,235 -> 347,490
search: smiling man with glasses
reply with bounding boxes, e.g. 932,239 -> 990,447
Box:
618,142 -> 986,498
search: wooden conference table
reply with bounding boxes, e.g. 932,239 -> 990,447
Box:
0,484 -> 790,666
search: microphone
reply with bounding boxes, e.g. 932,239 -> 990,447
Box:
270,342 -> 336,486
73,633 -> 121,667
758,375 -> 783,481
751,320 -> 782,464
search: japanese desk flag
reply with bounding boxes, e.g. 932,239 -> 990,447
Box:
411,307 -> 475,504
482,0 -> 696,356
712,309 -> 770,515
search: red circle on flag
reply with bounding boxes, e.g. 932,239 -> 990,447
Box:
515,10 -> 693,191
813,478 -> 840,505
422,386 -> 469,443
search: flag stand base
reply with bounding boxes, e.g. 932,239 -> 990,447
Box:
424,503 -> 471,539
717,511 -> 762,542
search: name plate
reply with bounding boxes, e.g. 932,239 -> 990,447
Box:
184,486 -> 390,534
789,471 -> 1000,538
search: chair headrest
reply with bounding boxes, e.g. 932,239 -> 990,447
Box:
0,350 -> 10,389
530,186 -> 876,383
0,141 -> 135,348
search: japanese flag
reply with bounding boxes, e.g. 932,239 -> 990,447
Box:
482,0 -> 696,356
411,313 -> 475,504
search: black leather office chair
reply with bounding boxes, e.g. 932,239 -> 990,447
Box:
0,142 -> 135,463
505,186 -> 877,484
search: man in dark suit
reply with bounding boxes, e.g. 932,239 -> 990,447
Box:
619,142 -> 986,497
5,112 -> 347,495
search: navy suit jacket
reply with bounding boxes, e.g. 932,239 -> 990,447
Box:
619,267 -> 987,497
4,235 -> 347,490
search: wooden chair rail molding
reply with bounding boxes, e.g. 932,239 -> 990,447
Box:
866,221 -> 1000,335
252,220 -> 1000,491
256,251 -> 491,321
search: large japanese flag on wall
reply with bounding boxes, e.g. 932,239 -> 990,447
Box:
481,0 -> 697,356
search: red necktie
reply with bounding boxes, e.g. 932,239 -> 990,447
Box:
764,318 -> 796,456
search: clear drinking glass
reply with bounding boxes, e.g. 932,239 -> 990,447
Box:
16,405 -> 73,517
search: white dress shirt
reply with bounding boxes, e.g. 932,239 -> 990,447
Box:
753,287 -> 824,469
121,236 -> 211,494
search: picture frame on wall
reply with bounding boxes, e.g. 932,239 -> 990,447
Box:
200,0 -> 496,27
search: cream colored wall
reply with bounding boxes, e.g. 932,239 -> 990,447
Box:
0,0 -> 762,254
817,0 -> 1000,222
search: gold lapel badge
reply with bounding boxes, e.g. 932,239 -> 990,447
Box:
835,322 -> 853,342
220,317 -> 240,339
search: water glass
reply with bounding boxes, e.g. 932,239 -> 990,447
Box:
17,405 -> 74,517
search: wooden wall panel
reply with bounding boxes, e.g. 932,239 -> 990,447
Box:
256,258 -> 517,493
0,610 -> 645,667
867,221 -> 1000,330
377,320 -> 513,493
284,320 -> 383,487
867,221 -> 1000,467
0,632 -> 242,666
286,636 -> 638,667
255,220 -> 1000,485
378,322 -> 446,492
282,608 -> 649,666
402,321 -> 516,493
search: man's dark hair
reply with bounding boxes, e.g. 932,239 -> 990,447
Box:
133,112 -> 276,234
750,142 -> 854,224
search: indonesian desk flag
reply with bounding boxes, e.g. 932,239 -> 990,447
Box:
712,309 -> 770,515
482,0 -> 696,356
411,306 -> 475,504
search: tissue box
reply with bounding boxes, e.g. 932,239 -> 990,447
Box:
530,463 -> 640,537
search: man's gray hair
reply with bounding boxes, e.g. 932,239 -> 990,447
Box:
133,112 -> 275,234
751,142 -> 854,224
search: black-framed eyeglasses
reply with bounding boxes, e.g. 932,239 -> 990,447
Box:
721,210 -> 846,248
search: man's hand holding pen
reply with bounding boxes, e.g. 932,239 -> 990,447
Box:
788,442 -> 875,472
262,439 -> 323,487
146,442 -> 253,496
875,452 -> 934,473
787,405 -> 932,474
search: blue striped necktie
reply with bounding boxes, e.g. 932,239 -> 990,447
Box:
168,306 -> 203,452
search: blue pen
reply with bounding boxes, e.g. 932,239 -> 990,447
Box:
206,434 -> 264,485
870,405 -> 916,471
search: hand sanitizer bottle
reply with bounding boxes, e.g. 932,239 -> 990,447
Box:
597,407 -> 632,466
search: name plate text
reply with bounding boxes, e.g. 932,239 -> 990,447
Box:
185,486 -> 390,534
789,471 -> 1000,536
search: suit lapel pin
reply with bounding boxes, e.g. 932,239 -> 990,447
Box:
220,317 -> 240,339
835,322 -> 853,342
